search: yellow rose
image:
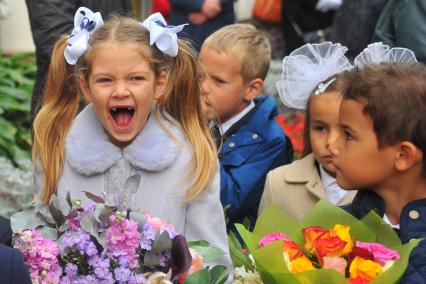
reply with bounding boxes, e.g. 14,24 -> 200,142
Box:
331,224 -> 353,255
349,256 -> 382,281
291,255 -> 316,273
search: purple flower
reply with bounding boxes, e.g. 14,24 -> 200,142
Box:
64,263 -> 78,277
114,267 -> 131,282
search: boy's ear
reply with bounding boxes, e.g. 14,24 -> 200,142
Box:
394,141 -> 423,172
243,78 -> 264,101
154,71 -> 167,100
80,76 -> 92,103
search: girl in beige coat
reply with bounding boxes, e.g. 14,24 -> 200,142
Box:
259,42 -> 357,220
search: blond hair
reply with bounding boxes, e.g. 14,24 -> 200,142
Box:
33,16 -> 217,204
203,23 -> 271,82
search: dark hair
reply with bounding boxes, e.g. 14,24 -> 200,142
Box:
301,73 -> 349,157
342,63 -> 426,176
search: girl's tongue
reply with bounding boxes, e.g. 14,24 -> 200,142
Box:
112,108 -> 134,127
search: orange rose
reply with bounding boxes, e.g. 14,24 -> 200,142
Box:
314,236 -> 347,265
291,255 -> 317,273
330,224 -> 353,255
349,256 -> 382,282
178,248 -> 204,283
282,239 -> 303,260
302,226 -> 330,254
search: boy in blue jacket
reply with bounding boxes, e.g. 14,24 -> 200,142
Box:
330,63 -> 426,283
199,24 -> 293,229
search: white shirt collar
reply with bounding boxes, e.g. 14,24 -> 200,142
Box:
319,165 -> 349,205
219,101 -> 255,135
383,214 -> 400,229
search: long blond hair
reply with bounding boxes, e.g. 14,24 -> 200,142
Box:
33,16 -> 217,204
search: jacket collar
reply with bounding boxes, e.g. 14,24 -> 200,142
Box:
65,104 -> 182,176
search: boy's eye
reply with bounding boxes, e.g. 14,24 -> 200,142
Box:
344,130 -> 353,141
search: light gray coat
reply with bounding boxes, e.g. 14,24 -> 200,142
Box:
34,104 -> 231,268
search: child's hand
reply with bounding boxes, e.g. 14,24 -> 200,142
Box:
201,0 -> 222,19
188,12 -> 208,25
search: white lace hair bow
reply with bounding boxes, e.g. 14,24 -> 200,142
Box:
141,13 -> 188,57
276,42 -> 353,110
354,42 -> 418,68
64,7 -> 103,65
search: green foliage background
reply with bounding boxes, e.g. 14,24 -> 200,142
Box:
0,52 -> 34,167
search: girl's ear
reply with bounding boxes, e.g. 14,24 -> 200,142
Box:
395,141 -> 423,172
154,71 -> 167,100
80,76 -> 92,103
243,78 -> 264,101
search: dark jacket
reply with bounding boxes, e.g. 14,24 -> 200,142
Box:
219,96 -> 293,227
0,217 -> 12,246
25,0 -> 133,120
373,0 -> 426,63
169,0 -> 235,51
0,244 -> 31,284
344,190 -> 426,283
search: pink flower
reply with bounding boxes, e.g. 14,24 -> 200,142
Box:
356,241 -> 400,266
323,256 -> 347,276
147,217 -> 166,232
259,232 -> 290,248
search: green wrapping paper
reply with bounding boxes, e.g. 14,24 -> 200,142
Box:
236,200 -> 420,284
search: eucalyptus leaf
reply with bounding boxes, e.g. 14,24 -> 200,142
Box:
129,211 -> 147,227
10,210 -> 45,233
80,211 -> 100,241
49,202 -> 65,226
151,231 -> 172,253
83,191 -> 105,203
94,204 -> 114,224
144,251 -> 161,267
124,174 -> 141,194
37,226 -> 58,240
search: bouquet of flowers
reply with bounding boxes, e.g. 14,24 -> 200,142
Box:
11,175 -> 228,284
236,200 -> 419,284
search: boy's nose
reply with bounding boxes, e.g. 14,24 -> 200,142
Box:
328,135 -> 341,157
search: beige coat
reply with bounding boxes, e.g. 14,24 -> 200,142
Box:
259,153 -> 356,221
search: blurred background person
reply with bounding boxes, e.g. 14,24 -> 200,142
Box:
373,0 -> 426,63
330,0 -> 388,60
169,0 -> 235,51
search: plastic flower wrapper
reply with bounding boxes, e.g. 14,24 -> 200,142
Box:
10,174 -> 229,283
236,199 -> 420,284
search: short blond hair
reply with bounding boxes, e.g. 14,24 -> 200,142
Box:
203,23 -> 271,82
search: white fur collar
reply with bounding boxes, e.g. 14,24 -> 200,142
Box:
65,104 -> 183,175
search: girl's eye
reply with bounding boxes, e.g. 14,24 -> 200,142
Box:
130,76 -> 145,81
214,77 -> 226,84
97,78 -> 111,83
313,126 -> 326,132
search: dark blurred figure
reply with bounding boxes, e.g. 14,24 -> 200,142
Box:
281,0 -> 339,55
169,0 -> 235,51
373,0 -> 426,63
0,244 -> 31,284
25,0 -> 133,122
330,0 -> 388,59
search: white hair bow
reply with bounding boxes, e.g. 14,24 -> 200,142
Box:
141,13 -> 187,57
354,42 -> 418,68
64,7 -> 104,65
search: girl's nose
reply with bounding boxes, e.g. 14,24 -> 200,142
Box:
113,81 -> 131,97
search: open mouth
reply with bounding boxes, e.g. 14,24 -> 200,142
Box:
110,107 -> 135,128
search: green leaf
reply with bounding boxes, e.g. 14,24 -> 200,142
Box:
183,269 -> 211,284
0,86 -> 30,100
37,226 -> 58,240
188,240 -> 209,247
210,265 -> 229,284
129,211 -> 147,227
0,117 -> 17,141
228,231 -> 255,270
189,244 -> 224,263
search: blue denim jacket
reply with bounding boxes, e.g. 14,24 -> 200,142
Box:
219,96 -> 293,227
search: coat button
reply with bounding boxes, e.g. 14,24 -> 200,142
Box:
408,209 -> 420,220
252,133 -> 258,139
229,142 -> 235,148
